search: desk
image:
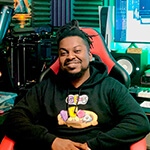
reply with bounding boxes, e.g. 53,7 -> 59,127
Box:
0,91 -> 18,142
127,90 -> 150,123
134,97 -> 150,115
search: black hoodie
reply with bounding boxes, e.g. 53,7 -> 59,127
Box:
4,59 -> 150,150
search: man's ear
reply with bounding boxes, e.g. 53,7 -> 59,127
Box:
89,52 -> 93,62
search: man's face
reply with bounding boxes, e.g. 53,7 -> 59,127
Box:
58,36 -> 92,78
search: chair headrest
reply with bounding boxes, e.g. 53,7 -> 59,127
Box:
50,27 -> 115,74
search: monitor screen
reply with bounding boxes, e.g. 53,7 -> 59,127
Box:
114,0 -> 150,43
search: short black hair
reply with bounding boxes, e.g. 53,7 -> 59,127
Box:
56,19 -> 93,48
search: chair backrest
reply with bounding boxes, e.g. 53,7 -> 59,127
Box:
40,27 -> 130,88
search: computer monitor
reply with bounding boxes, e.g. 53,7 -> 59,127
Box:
114,0 -> 150,44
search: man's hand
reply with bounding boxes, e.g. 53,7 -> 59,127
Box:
51,137 -> 91,150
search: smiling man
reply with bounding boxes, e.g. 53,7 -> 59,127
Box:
3,20 -> 150,150
58,35 -> 92,88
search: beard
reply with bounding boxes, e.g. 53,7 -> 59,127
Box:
60,66 -> 90,81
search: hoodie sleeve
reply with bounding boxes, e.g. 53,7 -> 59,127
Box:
87,78 -> 150,150
3,80 -> 56,149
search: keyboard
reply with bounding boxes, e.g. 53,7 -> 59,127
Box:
129,87 -> 150,112
129,86 -> 150,99
137,87 -> 150,98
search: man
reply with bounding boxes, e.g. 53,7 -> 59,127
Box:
4,20 -> 150,150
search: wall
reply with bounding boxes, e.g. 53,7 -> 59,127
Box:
1,0 -> 149,64
73,0 -> 103,28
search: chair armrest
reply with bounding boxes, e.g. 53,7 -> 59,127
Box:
0,136 -> 147,150
130,138 -> 147,150
0,136 -> 15,150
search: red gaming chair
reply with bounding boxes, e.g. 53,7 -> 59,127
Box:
0,28 -> 147,150
40,27 -> 131,88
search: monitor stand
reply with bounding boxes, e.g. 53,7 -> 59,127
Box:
128,42 -> 138,48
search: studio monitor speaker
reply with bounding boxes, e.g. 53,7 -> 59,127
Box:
111,51 -> 148,86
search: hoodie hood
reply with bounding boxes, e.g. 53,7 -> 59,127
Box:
82,54 -> 108,88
